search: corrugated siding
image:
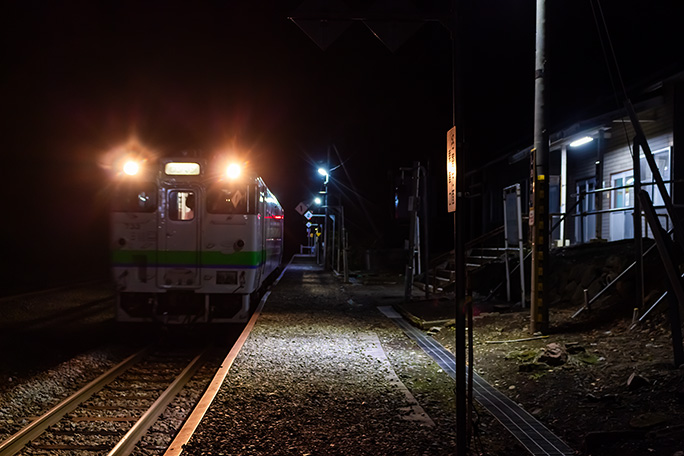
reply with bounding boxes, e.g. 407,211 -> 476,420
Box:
599,102 -> 674,239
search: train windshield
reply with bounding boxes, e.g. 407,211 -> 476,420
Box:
112,182 -> 157,212
169,191 -> 195,221
207,185 -> 254,214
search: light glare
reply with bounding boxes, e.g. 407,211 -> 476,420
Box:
569,136 -> 594,148
123,161 -> 140,176
226,163 -> 241,179
318,168 -> 329,177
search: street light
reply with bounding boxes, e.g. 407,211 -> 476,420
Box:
315,165 -> 349,283
318,167 -> 329,184
318,167 -> 330,269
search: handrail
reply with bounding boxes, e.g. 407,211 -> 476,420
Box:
465,225 -> 505,250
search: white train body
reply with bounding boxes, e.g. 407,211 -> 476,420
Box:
110,157 -> 283,323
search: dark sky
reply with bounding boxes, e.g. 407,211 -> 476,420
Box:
1,0 -> 681,290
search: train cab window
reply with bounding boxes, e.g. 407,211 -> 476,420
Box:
169,191 -> 195,221
112,183 -> 157,212
207,186 -> 250,214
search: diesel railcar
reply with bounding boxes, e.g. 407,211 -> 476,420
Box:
110,156 -> 283,323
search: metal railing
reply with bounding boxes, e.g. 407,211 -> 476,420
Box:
549,179 -> 681,246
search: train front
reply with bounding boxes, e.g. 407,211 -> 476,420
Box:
110,155 -> 282,324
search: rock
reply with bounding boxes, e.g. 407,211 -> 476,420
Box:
584,430 -> 646,453
565,342 -> 585,354
676,382 -> 684,403
426,326 -> 441,336
575,351 -> 600,365
580,265 -> 599,288
627,372 -> 650,390
571,285 -> 585,306
538,343 -> 568,366
519,362 -> 548,373
629,412 -> 668,429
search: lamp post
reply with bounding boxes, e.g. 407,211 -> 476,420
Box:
316,167 -> 349,282
318,168 -> 330,269
323,204 -> 348,283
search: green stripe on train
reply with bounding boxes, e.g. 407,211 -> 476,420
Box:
111,250 -> 264,267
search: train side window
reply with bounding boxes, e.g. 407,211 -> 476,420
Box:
207,187 -> 249,214
169,191 -> 195,221
113,183 -> 157,212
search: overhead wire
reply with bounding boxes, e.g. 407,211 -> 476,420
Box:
588,0 -> 634,159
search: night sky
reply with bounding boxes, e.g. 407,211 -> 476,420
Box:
1,0 -> 681,292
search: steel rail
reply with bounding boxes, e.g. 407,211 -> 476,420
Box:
108,347 -> 211,456
163,292 -> 269,456
163,255 -> 290,456
0,347 -> 151,456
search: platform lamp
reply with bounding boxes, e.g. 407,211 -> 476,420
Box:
318,168 -> 330,269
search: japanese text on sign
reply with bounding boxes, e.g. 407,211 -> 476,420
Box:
446,126 -> 457,213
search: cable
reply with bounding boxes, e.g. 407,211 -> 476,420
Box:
588,0 -> 634,159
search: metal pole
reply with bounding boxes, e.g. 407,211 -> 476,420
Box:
341,206 -> 348,283
638,190 -> 684,366
451,0 -> 468,452
633,138 -> 643,311
420,165 -> 430,299
596,130 -> 605,240
404,162 -> 420,301
503,189 -> 512,302
530,0 -> 549,333
580,190 -> 585,243
516,184 -> 526,308
322,149 -> 330,269
322,187 -> 328,268
560,144 -> 567,243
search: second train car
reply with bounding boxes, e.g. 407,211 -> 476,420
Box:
110,155 -> 283,324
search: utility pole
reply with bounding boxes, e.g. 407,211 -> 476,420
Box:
530,0 -> 550,333
450,1 -> 469,453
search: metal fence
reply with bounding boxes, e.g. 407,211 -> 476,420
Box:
550,179 -> 680,246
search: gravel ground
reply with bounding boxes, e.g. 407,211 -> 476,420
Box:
0,284 -> 125,440
0,262 -> 525,455
0,349 -> 121,440
181,257 -> 518,456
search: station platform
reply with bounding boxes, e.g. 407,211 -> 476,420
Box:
172,255 -> 573,456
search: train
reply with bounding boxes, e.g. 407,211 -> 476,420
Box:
109,154 -> 284,324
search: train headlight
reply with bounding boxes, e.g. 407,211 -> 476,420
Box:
226,163 -> 241,179
123,160 -> 141,176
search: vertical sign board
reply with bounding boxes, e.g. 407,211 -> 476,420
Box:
447,126 -> 457,213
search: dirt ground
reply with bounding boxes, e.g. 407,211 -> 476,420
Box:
432,296 -> 684,456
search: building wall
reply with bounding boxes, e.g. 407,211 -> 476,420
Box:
468,77 -> 681,247
599,100 -> 674,240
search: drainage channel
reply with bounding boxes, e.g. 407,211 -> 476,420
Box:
378,305 -> 575,456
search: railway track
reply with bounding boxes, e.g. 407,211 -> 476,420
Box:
0,344 -> 217,456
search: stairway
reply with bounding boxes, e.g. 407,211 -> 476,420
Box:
414,226 -> 519,294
